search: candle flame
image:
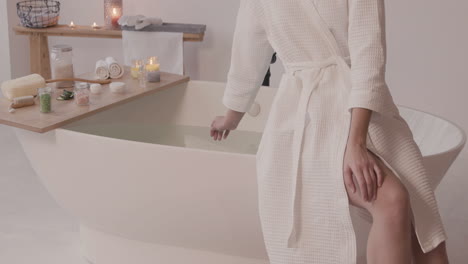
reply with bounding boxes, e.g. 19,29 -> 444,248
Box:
113,8 -> 118,15
92,22 -> 98,28
69,21 -> 75,27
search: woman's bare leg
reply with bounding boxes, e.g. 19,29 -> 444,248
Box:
345,150 -> 412,264
411,223 -> 449,264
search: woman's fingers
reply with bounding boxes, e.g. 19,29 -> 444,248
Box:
374,163 -> 384,187
353,168 -> 368,201
224,130 -> 230,139
368,167 -> 378,200
343,166 -> 356,193
363,168 -> 374,201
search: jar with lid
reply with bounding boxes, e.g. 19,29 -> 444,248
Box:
74,82 -> 90,106
38,86 -> 53,113
51,44 -> 75,88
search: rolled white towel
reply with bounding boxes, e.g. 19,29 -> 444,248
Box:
95,60 -> 110,80
105,57 -> 124,79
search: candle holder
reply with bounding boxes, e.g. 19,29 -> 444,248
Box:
104,0 -> 123,29
131,59 -> 144,79
145,56 -> 161,83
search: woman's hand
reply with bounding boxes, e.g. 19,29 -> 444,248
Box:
210,109 -> 245,141
343,142 -> 384,202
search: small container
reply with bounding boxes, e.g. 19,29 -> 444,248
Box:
138,64 -> 147,88
145,56 -> 161,83
131,59 -> 143,79
74,82 -> 90,106
51,44 -> 75,88
39,87 -> 52,113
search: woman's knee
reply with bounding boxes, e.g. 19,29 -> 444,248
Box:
372,170 -> 411,222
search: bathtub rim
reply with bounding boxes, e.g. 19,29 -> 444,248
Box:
395,104 -> 467,159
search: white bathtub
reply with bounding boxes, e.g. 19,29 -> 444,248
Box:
14,80 -> 466,264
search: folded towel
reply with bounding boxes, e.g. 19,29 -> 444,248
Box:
95,60 -> 110,80
105,57 -> 124,79
119,15 -> 164,30
118,15 -> 145,27
135,17 -> 164,30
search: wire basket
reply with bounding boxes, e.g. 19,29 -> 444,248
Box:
17,0 -> 60,28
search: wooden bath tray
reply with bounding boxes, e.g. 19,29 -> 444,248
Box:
0,69 -> 189,133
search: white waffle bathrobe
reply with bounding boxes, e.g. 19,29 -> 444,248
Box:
222,0 -> 447,263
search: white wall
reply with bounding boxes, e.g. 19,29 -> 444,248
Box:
6,0 -> 467,131
0,0 -> 11,85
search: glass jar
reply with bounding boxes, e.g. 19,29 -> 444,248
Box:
145,56 -> 160,83
51,44 -> 75,88
38,86 -> 52,113
74,82 -> 90,106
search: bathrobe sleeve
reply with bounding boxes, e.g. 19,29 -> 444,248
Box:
222,0 -> 275,113
347,0 -> 392,115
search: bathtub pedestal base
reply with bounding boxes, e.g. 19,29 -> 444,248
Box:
79,225 -> 268,264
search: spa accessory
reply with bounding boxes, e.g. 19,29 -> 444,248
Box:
145,56 -> 161,82
90,84 -> 103,94
118,15 -> 163,30
96,60 -> 111,80
105,57 -> 125,79
47,78 -> 111,85
92,22 -> 101,29
8,95 -> 36,113
1,74 -> 110,101
51,44 -> 75,88
118,15 -> 145,27
56,89 -> 74,101
138,65 -> 147,88
135,17 -> 164,31
130,59 -> 144,79
74,82 -> 90,106
38,86 -> 52,113
104,0 -> 123,29
122,30 -> 184,75
1,74 -> 44,100
109,82 -> 126,94
17,0 -> 60,28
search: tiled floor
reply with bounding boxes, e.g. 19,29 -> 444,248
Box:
0,125 -> 466,264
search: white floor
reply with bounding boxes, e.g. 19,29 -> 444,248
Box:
0,125 -> 467,264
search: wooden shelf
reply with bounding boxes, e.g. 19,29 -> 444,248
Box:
0,68 -> 189,133
13,24 -> 205,42
12,24 -> 206,79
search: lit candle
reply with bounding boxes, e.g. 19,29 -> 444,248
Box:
145,56 -> 161,82
131,59 -> 143,79
92,22 -> 100,29
69,21 -> 76,29
111,8 -> 120,28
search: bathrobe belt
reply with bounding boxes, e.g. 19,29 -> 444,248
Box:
283,55 -> 351,248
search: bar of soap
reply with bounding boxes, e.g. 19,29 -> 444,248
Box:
109,82 -> 126,94
90,84 -> 102,94
1,74 -> 45,101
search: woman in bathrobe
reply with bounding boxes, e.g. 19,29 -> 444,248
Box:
211,0 -> 449,263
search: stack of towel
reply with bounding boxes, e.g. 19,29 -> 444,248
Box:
118,15 -> 163,30
95,57 -> 125,80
